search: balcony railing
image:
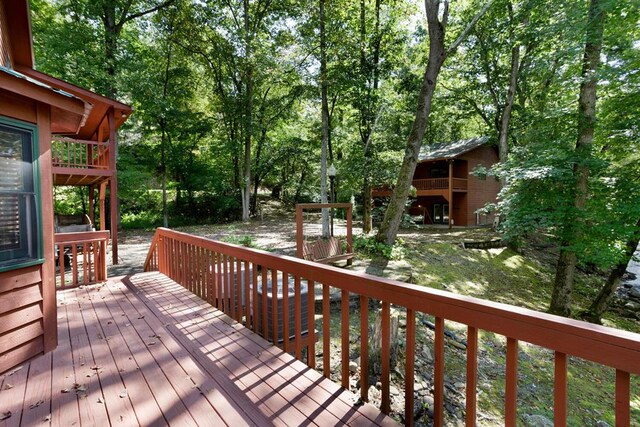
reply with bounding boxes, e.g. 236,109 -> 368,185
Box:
52,137 -> 110,170
143,227 -> 639,426
55,230 -> 109,289
413,177 -> 468,191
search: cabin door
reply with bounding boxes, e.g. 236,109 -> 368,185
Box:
433,204 -> 449,224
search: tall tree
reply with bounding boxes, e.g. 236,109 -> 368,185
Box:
549,0 -> 608,316
320,0 -> 330,237
376,0 -> 493,245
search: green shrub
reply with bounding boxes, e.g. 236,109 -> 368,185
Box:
353,234 -> 405,260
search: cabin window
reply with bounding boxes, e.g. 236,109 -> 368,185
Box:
0,119 -> 42,271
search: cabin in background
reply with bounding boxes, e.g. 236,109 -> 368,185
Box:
373,136 -> 500,227
0,1 -> 131,373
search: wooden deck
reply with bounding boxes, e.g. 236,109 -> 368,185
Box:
0,272 -> 396,426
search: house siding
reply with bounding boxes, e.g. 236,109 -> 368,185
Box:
0,265 -> 45,373
0,3 -> 12,68
460,145 -> 500,225
0,94 -> 56,374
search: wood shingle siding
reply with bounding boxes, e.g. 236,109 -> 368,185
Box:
0,265 -> 44,373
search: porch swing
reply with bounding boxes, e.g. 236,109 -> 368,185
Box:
295,203 -> 354,265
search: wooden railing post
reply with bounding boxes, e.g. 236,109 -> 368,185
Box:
139,227 -> 640,425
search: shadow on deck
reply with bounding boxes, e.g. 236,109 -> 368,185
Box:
0,272 -> 396,426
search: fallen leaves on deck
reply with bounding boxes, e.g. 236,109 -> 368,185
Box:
0,411 -> 11,420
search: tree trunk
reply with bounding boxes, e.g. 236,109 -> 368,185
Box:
375,0 -> 493,245
241,0 -> 253,222
359,0 -> 381,235
549,0 -> 606,316
320,0 -> 330,237
498,45 -> 519,166
160,124 -> 168,228
583,219 -> 640,322
375,1 -> 448,245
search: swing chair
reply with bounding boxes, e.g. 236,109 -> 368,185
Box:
295,203 -> 354,265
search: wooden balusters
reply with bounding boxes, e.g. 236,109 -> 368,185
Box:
323,282 -> 330,378
307,279 -> 316,369
615,370 -> 630,427
282,271 -> 290,352
341,289 -> 349,390
261,268 -> 268,339
554,351 -> 567,427
466,326 -> 478,427
271,269 -> 278,346
244,261 -> 251,327
294,275 -> 302,359
360,295 -> 369,403
434,317 -> 445,426
505,338 -> 518,426
381,301 -> 391,414
405,309 -> 416,426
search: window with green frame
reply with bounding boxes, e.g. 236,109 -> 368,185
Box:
0,118 -> 42,270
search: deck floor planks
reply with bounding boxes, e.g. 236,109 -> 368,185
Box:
131,272 -> 396,427
63,288 -> 111,426
79,285 -> 168,426
18,351 -> 52,425
126,276 -> 293,426
50,291 -> 81,427
1,272 -> 397,426
115,278 -> 264,426
130,276 -> 313,427
75,287 -> 139,424
94,284 -> 202,427
151,276 -> 383,426
143,279 -> 354,426
103,282 -> 234,427
0,361 -> 29,427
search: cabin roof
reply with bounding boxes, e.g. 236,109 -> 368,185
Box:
419,136 -> 490,161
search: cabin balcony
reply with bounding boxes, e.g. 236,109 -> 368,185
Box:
372,178 -> 468,198
51,137 -> 113,186
2,228 -> 638,426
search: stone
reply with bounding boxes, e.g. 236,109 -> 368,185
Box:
596,421 -> 611,427
624,301 -> 640,311
368,385 -> 381,401
390,385 -> 400,396
421,395 -> 434,408
629,286 -> 640,299
348,361 -> 358,374
523,414 -> 554,427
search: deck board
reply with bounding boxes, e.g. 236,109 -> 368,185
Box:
0,272 -> 398,426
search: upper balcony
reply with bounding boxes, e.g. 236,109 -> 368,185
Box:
52,137 -> 114,186
372,178 -> 468,198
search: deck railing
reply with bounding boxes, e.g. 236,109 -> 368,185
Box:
143,227 -> 639,426
55,231 -> 109,289
413,178 -> 468,191
52,137 -> 110,170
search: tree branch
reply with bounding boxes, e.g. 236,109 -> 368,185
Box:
122,0 -> 177,24
446,0 -> 494,56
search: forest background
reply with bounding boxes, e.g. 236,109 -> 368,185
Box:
32,0 -> 639,319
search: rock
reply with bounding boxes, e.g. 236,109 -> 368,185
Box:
624,301 -> 640,311
523,414 -> 554,427
596,421 -> 611,427
415,380 -> 428,392
629,286 -> 640,299
421,395 -> 434,408
421,346 -> 433,363
454,382 -> 466,390
349,361 -> 358,374
368,385 -> 381,401
390,385 -> 400,396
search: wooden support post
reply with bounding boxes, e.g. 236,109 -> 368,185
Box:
108,109 -> 119,265
448,160 -> 453,230
88,185 -> 95,225
99,182 -> 106,231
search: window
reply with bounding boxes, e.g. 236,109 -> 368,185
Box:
0,120 -> 41,270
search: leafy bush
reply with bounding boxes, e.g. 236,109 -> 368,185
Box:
353,234 -> 406,260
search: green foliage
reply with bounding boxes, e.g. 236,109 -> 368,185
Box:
353,234 -> 405,260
